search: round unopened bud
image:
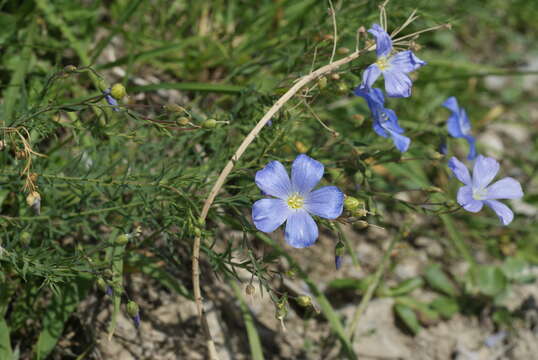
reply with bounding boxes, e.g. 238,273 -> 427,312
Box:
330,73 -> 341,81
352,114 -> 365,126
295,141 -> 308,154
193,227 -> 202,237
64,65 -> 77,72
164,103 -> 186,113
177,117 -> 190,126
344,196 -> 361,211
429,151 -> 444,160
201,119 -> 218,129
110,83 -> 126,100
337,47 -> 350,55
296,295 -> 312,307
126,300 -> 139,317
336,82 -> 349,94
20,232 -> 31,246
97,278 -> 107,291
115,234 -> 129,245
245,284 -> 255,295
355,220 -> 369,229
318,76 -> 328,89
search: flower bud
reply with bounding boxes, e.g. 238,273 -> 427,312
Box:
115,234 -> 129,245
337,47 -> 350,55
103,269 -> 114,278
20,232 -> 31,246
335,241 -> 345,270
110,83 -> 126,100
296,295 -> 312,307
317,76 -> 328,89
26,191 -> 41,215
352,114 -> 365,126
295,141 -> 308,154
353,208 -> 368,218
97,278 -> 107,292
344,196 -> 361,211
201,119 -> 218,129
245,284 -> 255,295
126,301 -> 139,317
429,150 -> 445,160
330,73 -> 340,81
29,172 -> 39,183
336,82 -> 349,94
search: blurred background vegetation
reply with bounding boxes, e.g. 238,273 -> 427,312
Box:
1,0 -> 537,359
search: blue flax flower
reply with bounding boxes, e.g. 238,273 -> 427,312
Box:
361,24 -> 426,98
449,156 -> 523,225
354,86 -> 410,152
442,97 -> 477,160
103,89 -> 120,112
252,154 -> 344,248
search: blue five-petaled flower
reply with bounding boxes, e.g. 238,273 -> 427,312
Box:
442,97 -> 477,160
354,87 -> 410,152
252,154 -> 344,248
449,156 -> 523,225
361,24 -> 426,98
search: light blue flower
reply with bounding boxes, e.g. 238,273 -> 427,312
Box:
252,154 -> 344,248
442,97 -> 477,160
361,24 -> 426,98
354,86 -> 410,152
103,89 -> 120,112
449,156 -> 523,225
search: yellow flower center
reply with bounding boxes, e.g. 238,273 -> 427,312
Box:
375,57 -> 390,71
287,193 -> 304,209
472,188 -> 488,201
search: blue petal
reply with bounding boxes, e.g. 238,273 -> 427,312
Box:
448,157 -> 471,185
383,69 -> 412,98
372,119 -> 389,137
457,185 -> 484,212
389,130 -> 411,152
389,50 -> 426,73
335,255 -> 343,270
447,113 -> 465,138
304,186 -> 344,219
285,210 -> 318,248
484,200 -> 514,225
255,161 -> 291,199
368,24 -> 392,57
252,198 -> 290,232
442,96 -> 459,113
464,135 -> 477,160
291,154 -> 324,195
361,64 -> 382,90
485,177 -> 523,200
472,155 -> 499,190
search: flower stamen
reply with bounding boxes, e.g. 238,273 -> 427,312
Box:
472,188 -> 488,201
287,193 -> 304,209
375,57 -> 390,71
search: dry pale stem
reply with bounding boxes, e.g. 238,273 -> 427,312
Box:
192,46 -> 374,358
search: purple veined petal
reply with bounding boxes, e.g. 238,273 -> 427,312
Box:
383,69 -> 412,98
284,210 -> 319,248
291,154 -> 324,195
361,64 -> 382,90
304,186 -> 344,219
472,155 -> 500,190
368,23 -> 392,57
448,157 -> 472,185
484,200 -> 514,225
252,198 -> 291,232
389,50 -> 426,73
457,185 -> 484,212
388,130 -> 411,152
485,177 -> 523,200
463,135 -> 477,161
442,96 -> 459,113
255,160 -> 291,199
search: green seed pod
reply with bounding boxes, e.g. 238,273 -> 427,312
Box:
423,186 -> 443,193
20,232 -> 31,246
318,76 -> 328,89
336,82 -> 349,94
177,117 -> 190,126
344,196 -> 361,211
201,119 -> 218,129
115,234 -> 129,245
193,227 -> 202,238
354,171 -> 364,184
296,295 -> 312,307
429,150 -> 444,160
337,47 -> 350,55
355,220 -> 369,229
126,300 -> 139,317
63,65 -> 77,72
163,103 -> 186,113
110,83 -> 127,100
245,284 -> 255,295
353,208 -> 368,218
103,269 -> 114,278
